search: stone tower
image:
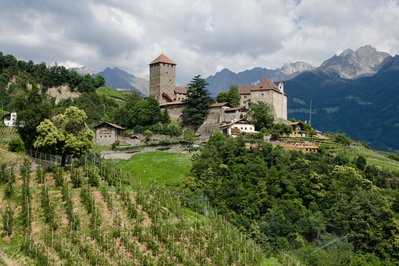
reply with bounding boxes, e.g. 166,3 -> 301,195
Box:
149,53 -> 176,103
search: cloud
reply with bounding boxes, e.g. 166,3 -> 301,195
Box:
0,0 -> 398,85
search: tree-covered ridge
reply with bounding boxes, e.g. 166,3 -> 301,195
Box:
0,51 -> 104,93
186,133 -> 399,265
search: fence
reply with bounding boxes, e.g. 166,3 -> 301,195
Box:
26,150 -> 73,167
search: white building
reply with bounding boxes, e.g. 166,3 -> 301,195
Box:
3,112 -> 17,127
220,119 -> 256,137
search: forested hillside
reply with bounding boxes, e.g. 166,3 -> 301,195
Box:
186,133 -> 399,265
285,56 -> 399,151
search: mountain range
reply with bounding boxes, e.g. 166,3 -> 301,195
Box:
205,45 -> 391,96
205,62 -> 315,97
285,54 -> 399,151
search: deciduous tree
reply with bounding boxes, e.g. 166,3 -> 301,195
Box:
247,101 -> 274,130
34,106 -> 94,165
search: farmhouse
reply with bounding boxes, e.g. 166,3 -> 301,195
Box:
3,112 -> 17,127
94,121 -> 125,146
220,119 -> 256,136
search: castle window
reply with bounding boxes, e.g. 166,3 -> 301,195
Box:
261,93 -> 264,96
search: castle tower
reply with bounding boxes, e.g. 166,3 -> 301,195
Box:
149,53 -> 176,103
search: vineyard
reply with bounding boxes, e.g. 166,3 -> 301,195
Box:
0,159 -> 266,265
0,127 -> 19,145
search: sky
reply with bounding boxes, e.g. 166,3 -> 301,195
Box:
1,0 -> 399,85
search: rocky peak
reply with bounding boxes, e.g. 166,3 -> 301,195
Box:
280,61 -> 315,75
320,45 -> 391,79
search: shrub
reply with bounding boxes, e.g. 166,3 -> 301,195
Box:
8,138 -> 25,152
334,133 -> 352,146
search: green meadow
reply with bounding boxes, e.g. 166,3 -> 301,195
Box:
117,151 -> 192,186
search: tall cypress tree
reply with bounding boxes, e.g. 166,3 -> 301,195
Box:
182,75 -> 212,128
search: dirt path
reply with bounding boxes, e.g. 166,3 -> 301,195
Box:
0,251 -> 18,266
100,144 -> 190,160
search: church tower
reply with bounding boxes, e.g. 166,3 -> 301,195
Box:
149,53 -> 176,103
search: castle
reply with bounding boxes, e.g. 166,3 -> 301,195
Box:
149,53 -> 288,135
239,78 -> 287,121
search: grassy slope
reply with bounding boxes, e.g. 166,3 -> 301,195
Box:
321,141 -> 399,172
95,86 -> 128,101
0,146 -> 25,164
117,152 -> 192,187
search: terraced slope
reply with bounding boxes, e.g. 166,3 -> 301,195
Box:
0,161 -> 265,265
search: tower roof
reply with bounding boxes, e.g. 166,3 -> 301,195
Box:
149,53 -> 176,65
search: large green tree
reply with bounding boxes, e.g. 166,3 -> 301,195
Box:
247,101 -> 274,130
182,75 -> 212,128
34,106 -> 94,165
216,84 -> 240,107
113,96 -> 160,128
9,84 -> 54,148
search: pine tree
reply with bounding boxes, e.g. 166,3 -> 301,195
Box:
182,75 -> 212,128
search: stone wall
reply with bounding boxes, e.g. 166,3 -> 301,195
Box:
244,90 -> 287,121
149,63 -> 176,103
161,103 -> 187,122
223,111 -> 242,122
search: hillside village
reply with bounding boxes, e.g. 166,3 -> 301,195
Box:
92,53 -> 325,153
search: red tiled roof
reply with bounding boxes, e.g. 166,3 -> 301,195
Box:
95,121 -> 125,130
238,78 -> 280,94
174,87 -> 187,94
159,102 -> 187,107
210,102 -> 231,107
162,92 -> 174,102
150,53 -> 176,65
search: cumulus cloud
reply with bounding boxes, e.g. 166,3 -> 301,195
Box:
0,0 -> 398,85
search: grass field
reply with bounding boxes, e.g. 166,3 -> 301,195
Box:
117,152 -> 192,186
95,86 -> 128,101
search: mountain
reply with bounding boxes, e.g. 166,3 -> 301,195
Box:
95,67 -> 149,96
206,62 -> 314,96
280,61 -> 315,76
285,55 -> 399,151
319,45 -> 391,79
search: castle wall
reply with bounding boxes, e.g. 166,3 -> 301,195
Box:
224,111 -> 240,122
245,90 -> 287,121
160,103 -> 187,122
272,92 -> 287,121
